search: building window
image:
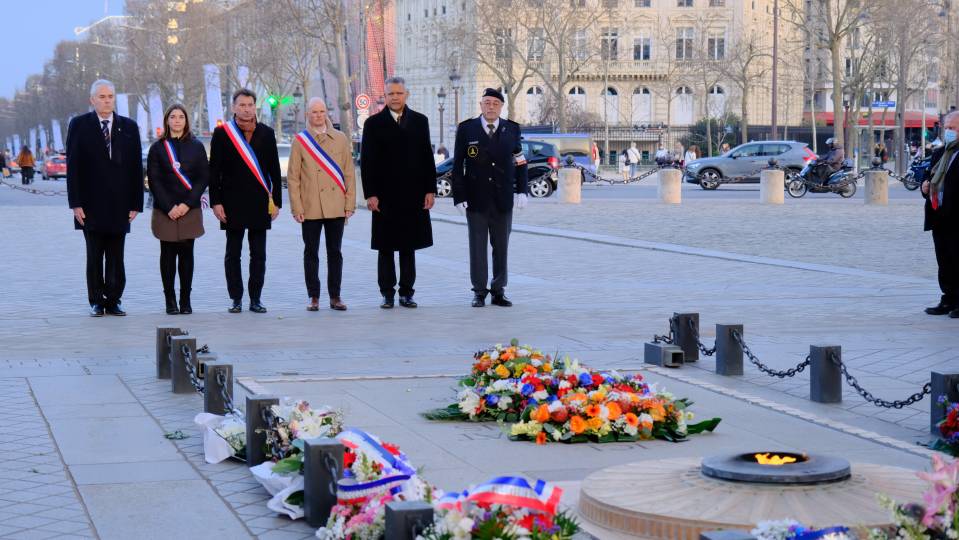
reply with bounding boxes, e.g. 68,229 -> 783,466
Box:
677,0 -> 693,6
601,0 -> 619,7
572,29 -> 588,60
707,34 -> 725,60
675,27 -> 693,60
633,36 -> 651,60
527,28 -> 545,62
601,27 -> 619,61
495,28 -> 512,60
709,0 -> 725,5
635,0 -> 651,6
424,8 -> 428,17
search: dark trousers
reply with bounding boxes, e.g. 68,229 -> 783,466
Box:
377,250 -> 415,297
224,228 -> 266,302
302,218 -> 345,299
83,230 -> 126,307
160,240 -> 195,295
933,228 -> 959,305
466,206 -> 512,295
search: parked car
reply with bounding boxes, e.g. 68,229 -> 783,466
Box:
521,133 -> 595,172
435,140 -> 561,198
683,141 -> 816,190
41,154 -> 67,179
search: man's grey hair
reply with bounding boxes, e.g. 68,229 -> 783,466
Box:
306,97 -> 327,110
89,79 -> 115,98
944,110 -> 959,125
385,77 -> 407,91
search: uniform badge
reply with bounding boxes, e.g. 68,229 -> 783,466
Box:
467,145 -> 479,158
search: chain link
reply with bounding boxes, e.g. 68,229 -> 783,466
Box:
828,351 -> 931,409
567,162 -> 665,185
687,317 -> 716,356
0,177 -> 68,196
261,406 -> 287,460
652,315 -> 677,345
180,344 -> 204,393
732,330 -> 811,378
214,369 -> 243,419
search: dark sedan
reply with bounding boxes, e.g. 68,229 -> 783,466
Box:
435,140 -> 561,198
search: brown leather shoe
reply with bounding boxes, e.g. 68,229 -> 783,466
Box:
330,297 -> 347,311
307,297 -> 319,311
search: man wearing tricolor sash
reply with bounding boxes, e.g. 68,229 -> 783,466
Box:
209,88 -> 283,314
288,98 -> 356,312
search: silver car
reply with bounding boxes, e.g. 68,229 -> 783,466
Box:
684,141 -> 816,190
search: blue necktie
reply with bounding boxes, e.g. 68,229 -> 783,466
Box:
101,120 -> 111,157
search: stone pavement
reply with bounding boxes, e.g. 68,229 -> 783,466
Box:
0,179 -> 955,538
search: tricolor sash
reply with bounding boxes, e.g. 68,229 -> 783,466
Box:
162,139 -> 192,190
223,119 -> 275,213
295,130 -> 347,194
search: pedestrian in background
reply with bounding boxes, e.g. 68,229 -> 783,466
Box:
147,104 -> 207,315
16,145 -> 34,184
618,152 -> 628,181
66,79 -> 144,316
287,97 -> 356,312
720,142 -> 731,154
591,141 -> 600,171
684,145 -> 699,165
626,142 -> 640,178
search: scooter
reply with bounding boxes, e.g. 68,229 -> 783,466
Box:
897,154 -> 932,191
787,158 -> 857,198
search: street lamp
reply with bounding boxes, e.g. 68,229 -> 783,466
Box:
292,86 -> 303,132
437,88 -> 447,145
449,68 -> 461,126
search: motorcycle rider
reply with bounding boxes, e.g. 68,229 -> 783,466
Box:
816,138 -> 845,186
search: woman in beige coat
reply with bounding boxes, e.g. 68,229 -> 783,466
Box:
287,97 -> 356,311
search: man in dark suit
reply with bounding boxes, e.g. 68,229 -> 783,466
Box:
209,88 -> 283,314
451,88 -> 528,308
360,77 -> 436,309
66,80 -> 144,316
922,111 -> 959,316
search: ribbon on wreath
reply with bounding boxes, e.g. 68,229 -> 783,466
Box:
435,476 -> 562,517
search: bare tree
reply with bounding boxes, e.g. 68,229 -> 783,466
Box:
653,16 -> 690,129
688,11 -> 728,156
722,32 -> 771,144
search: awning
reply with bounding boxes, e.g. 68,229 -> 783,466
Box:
804,111 -> 938,129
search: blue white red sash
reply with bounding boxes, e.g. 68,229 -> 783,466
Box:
223,119 -> 271,197
162,139 -> 192,190
295,130 -> 346,194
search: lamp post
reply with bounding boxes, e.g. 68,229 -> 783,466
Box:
292,86 -> 303,132
449,69 -> 461,126
771,0 -> 780,140
437,87 -> 447,146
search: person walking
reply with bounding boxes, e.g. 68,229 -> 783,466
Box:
451,88 -> 528,307
922,111 -> 959,316
626,142 -> 641,178
66,79 -> 144,316
360,77 -> 436,309
147,104 -> 207,315
618,152 -> 629,181
16,145 -> 34,185
209,88 -> 283,314
684,145 -> 699,166
287,97 -> 356,312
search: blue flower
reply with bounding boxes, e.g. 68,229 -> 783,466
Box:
939,395 -> 949,405
486,395 -> 499,406
546,395 -> 558,403
578,373 -> 593,387
527,398 -> 538,406
521,383 -> 535,396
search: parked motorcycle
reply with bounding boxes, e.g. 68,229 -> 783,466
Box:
787,158 -> 857,198
897,154 -> 932,191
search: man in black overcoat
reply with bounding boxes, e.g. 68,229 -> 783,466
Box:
451,88 -> 528,308
208,89 -> 283,314
922,111 -> 959,317
360,77 -> 436,308
66,79 -> 144,316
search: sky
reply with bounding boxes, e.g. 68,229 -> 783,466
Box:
0,0 -> 126,100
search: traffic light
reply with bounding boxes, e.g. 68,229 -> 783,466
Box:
266,95 -> 279,109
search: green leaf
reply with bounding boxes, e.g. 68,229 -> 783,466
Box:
283,490 -> 304,507
164,430 -> 188,440
686,417 -> 722,435
271,455 -> 303,475
460,377 -> 476,387
510,338 -> 519,347
421,404 -> 469,421
616,433 -> 640,442
505,412 -> 519,423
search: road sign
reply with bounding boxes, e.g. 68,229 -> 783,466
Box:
872,101 -> 895,108
355,93 -> 371,110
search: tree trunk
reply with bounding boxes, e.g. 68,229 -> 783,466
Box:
704,89 -> 713,156
830,39 -> 844,146
334,22 -> 353,143
741,85 -> 749,144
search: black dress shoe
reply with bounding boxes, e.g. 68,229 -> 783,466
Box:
380,296 -> 395,309
228,300 -> 242,314
398,296 -> 417,308
926,302 -> 955,315
89,304 -> 104,317
249,301 -> 267,313
490,294 -> 512,307
105,305 -> 126,316
471,294 -> 486,307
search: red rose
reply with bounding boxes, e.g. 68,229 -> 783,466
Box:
591,373 -> 604,386
550,408 -> 569,423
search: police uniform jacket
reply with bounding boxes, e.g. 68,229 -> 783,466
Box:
451,116 -> 528,213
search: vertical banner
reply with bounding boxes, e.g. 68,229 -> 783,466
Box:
29,128 -> 37,155
116,93 -> 129,119
147,85 -> 163,140
136,101 -> 149,144
204,64 -> 225,130
38,125 -> 48,155
51,120 -> 64,152
237,66 -> 249,90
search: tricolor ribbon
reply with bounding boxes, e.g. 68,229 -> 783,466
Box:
337,428 -> 415,476
163,139 -> 192,190
932,185 -> 944,210
435,476 -> 562,516
223,119 -> 274,212
295,130 -> 347,194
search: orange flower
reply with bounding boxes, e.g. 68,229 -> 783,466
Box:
587,417 -> 604,431
624,413 -> 639,427
585,404 -> 601,418
532,404 -> 551,424
606,402 -> 622,421
536,432 -> 547,445
590,390 -> 607,403
568,393 -> 588,403
523,364 -> 537,376
499,350 -> 515,361
569,415 -> 586,434
647,401 -> 666,422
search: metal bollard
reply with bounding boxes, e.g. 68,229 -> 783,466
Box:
245,395 -> 279,467
169,336 -> 197,394
810,345 -> 842,403
644,342 -> 684,368
931,371 -> 959,434
385,501 -> 435,540
204,363 -> 233,416
672,312 -> 700,362
714,324 -> 744,376
303,438 -> 345,528
700,531 -> 757,540
155,327 -> 184,379
195,352 -> 216,380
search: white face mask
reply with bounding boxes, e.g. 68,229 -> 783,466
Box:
945,129 -> 958,144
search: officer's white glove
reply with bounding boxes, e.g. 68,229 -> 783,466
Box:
515,193 -> 528,210
455,201 -> 468,214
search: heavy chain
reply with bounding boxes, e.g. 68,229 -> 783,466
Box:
214,369 -> 243,419
828,351 -> 931,409
437,169 -> 554,191
688,317 -> 716,356
180,344 -> 204,393
0,177 -> 68,196
568,162 -> 664,185
197,344 -> 210,354
732,330 -> 811,378
652,315 -> 677,345
693,164 -> 787,186
261,406 -> 287,460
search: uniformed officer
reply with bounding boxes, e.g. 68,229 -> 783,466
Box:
451,88 -> 529,307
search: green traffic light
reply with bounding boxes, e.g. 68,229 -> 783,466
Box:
266,95 -> 279,108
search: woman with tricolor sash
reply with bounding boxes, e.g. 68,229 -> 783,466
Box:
147,104 -> 208,315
